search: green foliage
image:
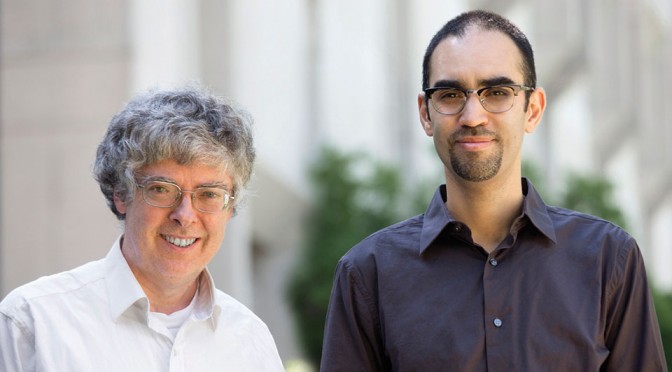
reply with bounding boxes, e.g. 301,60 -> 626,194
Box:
521,160 -> 546,191
286,147 -> 410,365
522,161 -> 627,229
559,173 -> 628,230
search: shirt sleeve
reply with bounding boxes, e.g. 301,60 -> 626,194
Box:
320,258 -> 389,372
0,310 -> 35,372
603,237 -> 668,371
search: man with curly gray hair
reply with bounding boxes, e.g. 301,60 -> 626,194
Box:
0,86 -> 284,371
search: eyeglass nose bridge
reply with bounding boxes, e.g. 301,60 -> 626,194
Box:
175,189 -> 197,204
158,188 -> 199,213
457,88 -> 488,113
467,88 -> 488,101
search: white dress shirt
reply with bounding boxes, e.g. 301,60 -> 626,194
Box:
0,238 -> 284,371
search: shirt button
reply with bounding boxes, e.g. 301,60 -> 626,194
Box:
489,258 -> 498,267
493,318 -> 503,328
453,224 -> 462,232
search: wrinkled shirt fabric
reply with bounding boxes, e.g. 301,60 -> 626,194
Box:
321,179 -> 667,372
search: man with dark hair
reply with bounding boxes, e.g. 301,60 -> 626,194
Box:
0,86 -> 284,371
321,10 -> 666,371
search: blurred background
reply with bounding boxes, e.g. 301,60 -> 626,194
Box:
1,0 -> 671,369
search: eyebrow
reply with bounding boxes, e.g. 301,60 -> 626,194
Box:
140,176 -> 232,191
431,76 -> 517,89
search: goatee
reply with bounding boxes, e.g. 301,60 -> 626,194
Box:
448,127 -> 503,182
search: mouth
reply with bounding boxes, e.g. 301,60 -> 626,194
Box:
451,128 -> 498,146
162,234 -> 197,248
457,138 -> 493,143
455,137 -> 496,150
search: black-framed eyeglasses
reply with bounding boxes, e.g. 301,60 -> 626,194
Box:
424,84 -> 534,115
137,180 -> 234,213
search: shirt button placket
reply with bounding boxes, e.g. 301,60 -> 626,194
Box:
170,345 -> 185,372
483,252 -> 507,369
488,258 -> 501,328
489,259 -> 501,329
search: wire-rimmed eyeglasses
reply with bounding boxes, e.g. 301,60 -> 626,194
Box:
137,180 -> 234,213
424,84 -> 534,115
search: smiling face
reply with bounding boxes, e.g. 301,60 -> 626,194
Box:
113,159 -> 234,292
418,27 -> 545,185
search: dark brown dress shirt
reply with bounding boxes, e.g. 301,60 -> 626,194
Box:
320,179 -> 667,371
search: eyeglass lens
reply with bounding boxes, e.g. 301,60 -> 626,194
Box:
430,86 -> 518,114
141,181 -> 230,212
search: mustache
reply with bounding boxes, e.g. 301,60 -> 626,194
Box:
449,127 -> 499,143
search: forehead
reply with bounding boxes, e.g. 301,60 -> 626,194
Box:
429,28 -> 525,86
139,159 -> 231,185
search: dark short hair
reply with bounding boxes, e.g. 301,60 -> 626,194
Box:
421,10 -> 537,90
93,86 -> 255,220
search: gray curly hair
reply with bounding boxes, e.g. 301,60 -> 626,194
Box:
93,86 -> 255,220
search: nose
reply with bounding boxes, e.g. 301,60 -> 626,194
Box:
458,92 -> 488,127
169,193 -> 198,227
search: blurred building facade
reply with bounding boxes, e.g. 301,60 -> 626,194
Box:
1,0 -> 671,363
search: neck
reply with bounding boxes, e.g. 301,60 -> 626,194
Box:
118,238 -> 202,315
143,279 -> 198,314
444,174 -> 524,253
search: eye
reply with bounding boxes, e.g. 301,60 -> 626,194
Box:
483,86 -> 513,98
196,188 -> 225,200
142,181 -> 179,204
434,89 -> 464,101
147,183 -> 171,194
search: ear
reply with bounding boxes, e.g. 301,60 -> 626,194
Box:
418,93 -> 434,136
113,192 -> 128,214
524,87 -> 547,134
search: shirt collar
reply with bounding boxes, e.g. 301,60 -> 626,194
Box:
521,178 -> 557,244
194,266 -> 221,329
104,236 -> 221,328
419,185 -> 456,255
105,237 -> 148,321
418,178 -> 557,255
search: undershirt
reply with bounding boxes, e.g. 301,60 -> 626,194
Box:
148,285 -> 199,341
